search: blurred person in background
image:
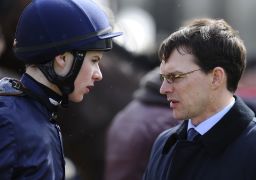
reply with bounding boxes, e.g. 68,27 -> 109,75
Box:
143,18 -> 256,180
104,66 -> 179,180
0,27 -> 5,58
0,0 -> 121,179
0,0 -> 31,70
236,59 -> 256,112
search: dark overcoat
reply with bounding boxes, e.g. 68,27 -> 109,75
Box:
143,96 -> 256,180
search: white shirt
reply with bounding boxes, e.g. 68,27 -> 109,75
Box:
187,97 -> 235,135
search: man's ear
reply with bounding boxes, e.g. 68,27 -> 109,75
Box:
211,67 -> 226,89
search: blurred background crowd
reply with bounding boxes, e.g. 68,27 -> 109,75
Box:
0,0 -> 256,179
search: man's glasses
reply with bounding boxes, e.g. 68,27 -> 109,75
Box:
160,69 -> 201,84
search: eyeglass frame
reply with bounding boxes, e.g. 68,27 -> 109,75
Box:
160,69 -> 201,84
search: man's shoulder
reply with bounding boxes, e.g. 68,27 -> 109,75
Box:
232,118 -> 256,160
151,124 -> 182,152
235,117 -> 256,151
244,117 -> 256,138
144,124 -> 183,178
158,124 -> 182,139
158,125 -> 180,139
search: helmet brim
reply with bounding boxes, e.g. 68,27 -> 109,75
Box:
98,31 -> 123,39
77,38 -> 113,51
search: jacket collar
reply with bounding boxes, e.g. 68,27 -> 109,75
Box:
163,96 -> 255,156
20,73 -> 62,114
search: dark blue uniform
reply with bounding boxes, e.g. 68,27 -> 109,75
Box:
0,74 -> 65,179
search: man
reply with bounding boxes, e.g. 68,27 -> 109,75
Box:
143,18 -> 256,180
0,0 -> 121,179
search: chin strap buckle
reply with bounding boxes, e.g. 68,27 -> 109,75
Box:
10,79 -> 24,91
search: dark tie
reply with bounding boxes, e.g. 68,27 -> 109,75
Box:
187,128 -> 200,141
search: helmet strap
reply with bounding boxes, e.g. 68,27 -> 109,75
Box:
38,51 -> 86,107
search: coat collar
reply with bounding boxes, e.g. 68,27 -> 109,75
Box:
20,73 -> 62,117
163,96 -> 255,156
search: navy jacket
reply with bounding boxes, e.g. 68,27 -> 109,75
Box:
143,96 -> 256,180
0,74 -> 65,179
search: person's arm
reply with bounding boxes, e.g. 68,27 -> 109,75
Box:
0,115 -> 16,179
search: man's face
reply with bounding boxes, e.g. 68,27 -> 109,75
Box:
160,49 -> 213,124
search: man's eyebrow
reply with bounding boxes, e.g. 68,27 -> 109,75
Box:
164,71 -> 183,75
